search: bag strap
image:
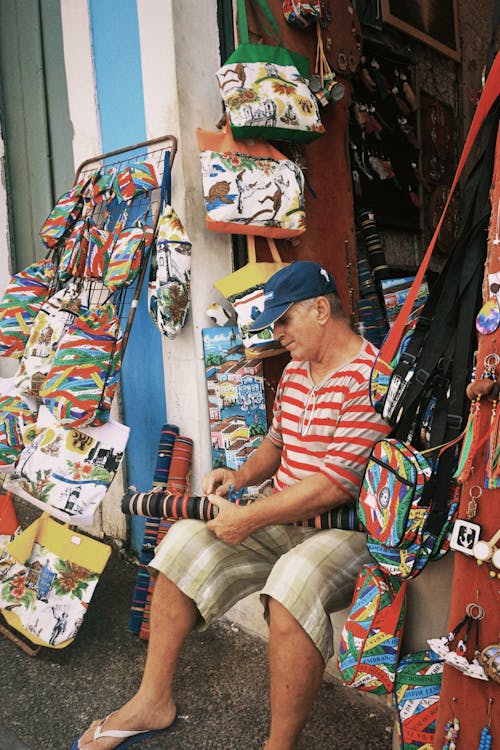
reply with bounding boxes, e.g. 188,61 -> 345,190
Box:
237,0 -> 282,46
160,150 -> 172,210
378,51 -> 500,367
246,235 -> 283,264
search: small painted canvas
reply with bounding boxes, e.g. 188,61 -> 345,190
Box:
202,326 -> 267,479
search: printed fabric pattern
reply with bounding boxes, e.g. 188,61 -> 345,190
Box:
0,540 -> 101,647
4,405 -> 129,526
393,650 -> 443,749
337,563 -> 407,694
216,59 -> 325,139
200,149 -> 305,237
0,393 -> 37,470
0,259 -> 57,359
39,302 -> 123,428
148,205 -> 192,339
358,439 -> 432,548
14,286 -> 82,399
103,224 -> 153,292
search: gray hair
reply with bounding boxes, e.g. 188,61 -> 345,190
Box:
298,293 -> 345,319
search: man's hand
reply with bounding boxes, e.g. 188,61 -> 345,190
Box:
202,468 -> 239,497
206,495 -> 252,544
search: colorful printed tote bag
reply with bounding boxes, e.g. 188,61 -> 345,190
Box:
148,205 -> 192,340
0,258 -> 57,359
4,405 -> 129,526
393,650 -> 443,749
14,285 -> 83,399
39,302 -> 123,428
0,513 -> 111,648
113,161 -> 159,203
214,235 -> 288,358
103,224 -> 154,292
197,126 -> 306,238
217,0 -> 325,143
358,439 -> 433,550
337,563 -> 407,694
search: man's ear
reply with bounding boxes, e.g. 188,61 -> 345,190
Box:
315,296 -> 331,324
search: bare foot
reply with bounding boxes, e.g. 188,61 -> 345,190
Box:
75,698 -> 177,749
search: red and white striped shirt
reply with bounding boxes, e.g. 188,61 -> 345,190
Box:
268,339 -> 391,502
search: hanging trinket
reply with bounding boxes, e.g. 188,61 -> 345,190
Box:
476,273 -> 500,334
457,354 -> 500,484
311,24 -> 345,107
441,698 -> 460,750
473,529 -> 500,578
476,700 -> 494,750
429,603 -> 488,681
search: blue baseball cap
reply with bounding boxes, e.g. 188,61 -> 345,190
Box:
248,261 -> 337,332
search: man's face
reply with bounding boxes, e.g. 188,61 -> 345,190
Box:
272,301 -> 319,360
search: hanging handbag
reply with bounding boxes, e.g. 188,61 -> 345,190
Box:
0,512 -> 111,648
148,205 -> 192,339
337,563 -> 407,695
358,438 -> 459,580
0,258 -> 57,359
112,161 -> 159,203
39,302 -> 123,428
148,156 -> 192,339
197,125 -> 306,238
39,170 -> 100,250
393,650 -> 444,750
214,235 -> 288,358
216,0 -> 325,143
4,404 -> 130,527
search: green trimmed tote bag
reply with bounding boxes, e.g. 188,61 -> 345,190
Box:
216,0 -> 325,143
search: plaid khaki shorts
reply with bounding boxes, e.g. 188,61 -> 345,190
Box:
150,519 -> 370,662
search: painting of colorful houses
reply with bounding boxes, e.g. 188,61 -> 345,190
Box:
202,326 -> 267,473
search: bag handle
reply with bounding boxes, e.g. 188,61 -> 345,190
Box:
379,51 -> 500,366
246,235 -> 283,264
237,0 -> 282,46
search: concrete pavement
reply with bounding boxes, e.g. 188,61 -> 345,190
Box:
0,547 -> 393,750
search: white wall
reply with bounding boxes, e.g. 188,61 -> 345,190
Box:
137,0 -> 233,494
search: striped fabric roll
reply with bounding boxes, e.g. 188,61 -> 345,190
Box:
123,491 -> 360,531
122,491 -> 217,521
127,424 -> 179,635
139,436 -> 194,640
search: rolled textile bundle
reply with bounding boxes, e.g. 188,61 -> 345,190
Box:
123,491 -> 360,530
128,423 -> 179,635
122,491 -> 218,521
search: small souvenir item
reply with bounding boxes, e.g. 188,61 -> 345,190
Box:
450,518 -> 481,555
478,644 -> 500,683
476,272 -> 500,334
442,708 -> 460,750
476,699 -> 494,750
429,603 -> 489,681
473,529 -> 500,577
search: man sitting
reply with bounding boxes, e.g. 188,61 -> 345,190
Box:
73,260 -> 390,750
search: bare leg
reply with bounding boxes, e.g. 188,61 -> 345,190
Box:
264,598 -> 325,750
77,573 -> 198,749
